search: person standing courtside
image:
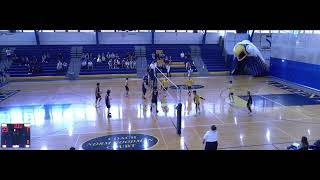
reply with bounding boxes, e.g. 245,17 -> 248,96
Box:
247,91 -> 253,114
95,83 -> 102,107
203,125 -> 218,150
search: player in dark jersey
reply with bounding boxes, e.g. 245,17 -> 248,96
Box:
247,91 -> 253,114
150,89 -> 159,113
142,78 -> 147,99
105,89 -> 111,118
125,78 -> 129,97
95,83 -> 102,107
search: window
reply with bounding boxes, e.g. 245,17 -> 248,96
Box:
218,30 -> 226,36
313,30 -> 320,34
79,30 -> 95,32
54,30 -> 66,32
41,30 -> 54,32
101,30 -> 115,32
165,30 -> 175,32
177,30 -> 187,32
272,30 -> 280,33
155,30 -> 165,32
67,30 -> 79,32
22,30 -> 34,32
225,30 -> 236,33
207,30 -> 218,33
260,30 -> 270,33
138,30 -> 150,32
280,30 -> 292,33
304,30 -> 313,34
186,30 -> 194,33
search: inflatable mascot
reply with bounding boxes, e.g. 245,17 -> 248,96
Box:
232,40 -> 269,77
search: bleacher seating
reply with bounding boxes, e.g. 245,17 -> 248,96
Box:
146,45 -> 194,73
200,44 -> 229,72
2,44 -> 229,78
80,45 -> 136,75
5,45 -> 71,77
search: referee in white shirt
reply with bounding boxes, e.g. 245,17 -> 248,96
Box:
203,125 -> 218,150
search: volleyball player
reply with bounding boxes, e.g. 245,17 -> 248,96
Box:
95,83 -> 102,107
105,89 -> 112,117
125,78 -> 129,97
142,78 -> 147,99
186,77 -> 193,96
247,91 -> 253,114
229,81 -> 235,103
150,89 -> 159,113
193,90 -> 205,114
162,78 -> 169,92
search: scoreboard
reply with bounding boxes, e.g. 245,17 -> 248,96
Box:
1,124 -> 31,148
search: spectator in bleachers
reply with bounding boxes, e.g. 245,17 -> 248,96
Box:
151,52 -> 156,60
117,58 -> 121,69
106,52 -> 110,60
111,52 -> 115,59
81,59 -> 87,69
81,53 -> 85,60
129,59 -> 133,69
180,51 -> 185,59
88,60 -> 93,70
166,63 -> 171,77
12,54 -> 19,64
58,52 -> 64,61
133,59 -> 136,69
101,53 -> 106,62
121,58 -> 126,68
63,61 -> 68,71
57,60 -> 63,72
85,53 -> 89,60
108,59 -> 112,69
125,59 -> 130,69
97,54 -> 102,63
5,48 -> 12,61
25,56 -> 30,67
41,53 -> 48,63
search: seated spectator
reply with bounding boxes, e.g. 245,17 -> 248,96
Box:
57,60 -> 63,72
81,53 -> 85,60
97,54 -> 102,63
81,59 -> 87,68
125,60 -> 130,69
108,59 -> 113,69
180,51 -> 185,59
117,58 -> 121,69
63,61 -> 68,71
58,52 -> 64,61
5,48 -> 12,61
89,53 -> 93,60
106,52 -> 110,60
25,56 -> 30,66
133,59 -> 136,69
41,54 -> 48,63
111,52 -> 115,59
101,53 -> 106,62
85,53 -> 89,60
299,136 -> 309,150
121,58 -> 126,68
88,60 -> 93,70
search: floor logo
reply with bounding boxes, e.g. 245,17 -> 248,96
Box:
170,85 -> 204,90
82,134 -> 158,150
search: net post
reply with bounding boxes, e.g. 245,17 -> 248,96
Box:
176,102 -> 182,135
176,86 -> 182,135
